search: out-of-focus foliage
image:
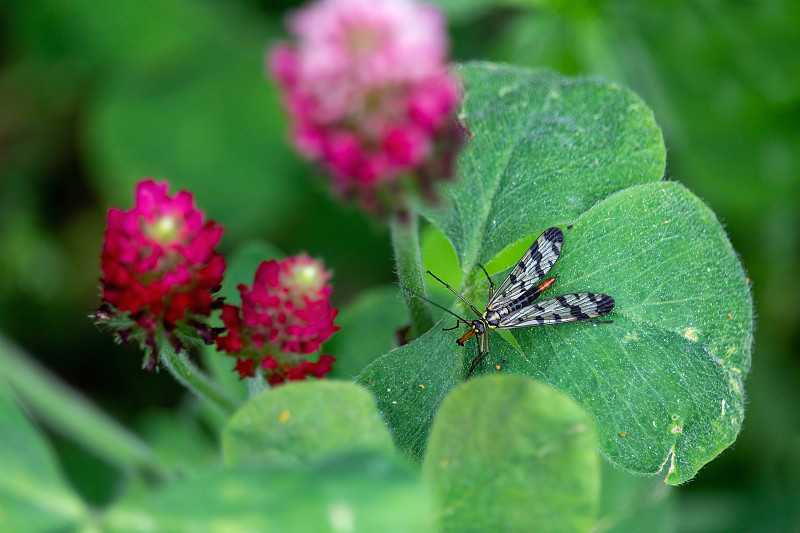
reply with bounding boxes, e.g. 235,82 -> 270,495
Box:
423,376 -> 600,532
0,0 -> 797,531
222,381 -> 396,466
0,0 -> 394,422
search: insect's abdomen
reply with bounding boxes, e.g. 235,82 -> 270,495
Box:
504,279 -> 553,314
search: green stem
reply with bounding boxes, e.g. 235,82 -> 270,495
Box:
391,212 -> 434,337
159,343 -> 239,416
0,334 -> 168,481
248,372 -> 269,398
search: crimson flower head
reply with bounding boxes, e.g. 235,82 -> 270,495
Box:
97,179 -> 226,369
269,0 -> 465,213
216,254 -> 339,384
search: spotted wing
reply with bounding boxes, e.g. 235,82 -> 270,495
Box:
497,292 -> 615,328
487,227 -> 564,311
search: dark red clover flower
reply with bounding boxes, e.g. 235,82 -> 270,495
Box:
216,255 -> 339,384
98,179 -> 225,369
269,0 -> 466,213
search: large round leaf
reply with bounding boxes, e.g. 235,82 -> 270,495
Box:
359,63 -> 751,485
223,381 -> 395,467
423,376 -> 599,533
513,181 -> 752,484
420,62 -> 665,272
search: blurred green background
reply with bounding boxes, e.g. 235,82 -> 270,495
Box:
0,0 -> 797,531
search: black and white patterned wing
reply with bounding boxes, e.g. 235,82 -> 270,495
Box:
487,227 -> 564,311
497,292 -> 615,328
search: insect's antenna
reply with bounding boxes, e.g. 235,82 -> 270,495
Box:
425,270 -> 484,318
403,289 -> 471,324
476,262 -> 494,299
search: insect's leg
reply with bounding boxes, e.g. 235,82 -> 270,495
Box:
467,332 -> 489,378
468,351 -> 488,378
477,262 -> 494,300
442,321 -> 461,331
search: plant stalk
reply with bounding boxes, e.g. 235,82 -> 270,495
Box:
159,343 -> 239,416
391,212 -> 435,337
0,334 -> 168,481
248,372 -> 269,397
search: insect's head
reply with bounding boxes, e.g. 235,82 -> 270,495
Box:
456,319 -> 486,346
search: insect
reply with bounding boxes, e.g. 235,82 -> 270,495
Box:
425,226 -> 614,376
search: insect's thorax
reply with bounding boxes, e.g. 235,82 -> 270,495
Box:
483,310 -> 502,328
